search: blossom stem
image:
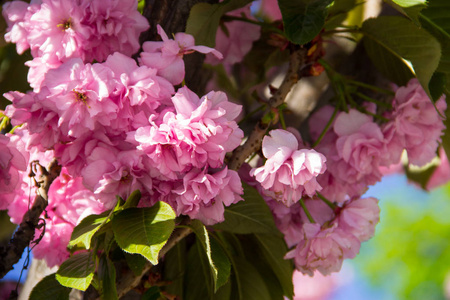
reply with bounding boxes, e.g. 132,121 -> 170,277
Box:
316,192 -> 337,210
312,104 -> 339,148
299,198 -> 316,223
354,92 -> 392,108
348,80 -> 395,96
229,48 -> 307,170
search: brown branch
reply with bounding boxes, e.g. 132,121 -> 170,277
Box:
0,159 -> 61,279
228,48 -> 307,170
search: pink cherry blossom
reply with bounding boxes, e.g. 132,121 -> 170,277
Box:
205,5 -> 261,66
426,147 -> 450,190
140,25 -> 223,85
250,129 -> 327,207
2,0 -> 39,54
81,0 -> 149,62
133,86 -> 243,179
33,168 -> 106,267
259,0 -> 282,21
81,144 -> 153,208
169,167 -> 243,225
285,222 -> 360,276
0,134 -> 27,209
337,197 -> 380,242
333,109 -> 385,184
383,78 -> 446,167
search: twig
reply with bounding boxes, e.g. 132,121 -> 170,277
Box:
228,48 -> 307,170
0,159 -> 61,279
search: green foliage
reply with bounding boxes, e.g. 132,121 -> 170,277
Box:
56,252 -> 96,291
254,234 -> 294,298
188,220 -> 231,291
162,239 -> 186,297
185,0 -> 254,47
278,0 -> 333,45
98,255 -> 118,300
384,0 -> 427,25
123,252 -> 147,276
29,273 -> 70,300
362,16 -> 441,101
112,202 -> 176,265
68,210 -> 111,250
213,183 -> 282,235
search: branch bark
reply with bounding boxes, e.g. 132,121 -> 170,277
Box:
228,47 -> 308,170
0,159 -> 61,279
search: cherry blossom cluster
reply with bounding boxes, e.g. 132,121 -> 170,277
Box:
247,79 -> 446,276
2,0 -> 244,266
1,0 -> 448,279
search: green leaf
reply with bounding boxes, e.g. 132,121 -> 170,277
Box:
255,234 -> 294,299
122,189 -> 142,209
189,220 -> 231,292
29,273 -> 70,300
363,36 -> 414,86
69,210 -> 111,250
185,0 -> 254,47
112,202 -> 176,265
214,183 -> 281,235
185,241 -> 212,300
385,0 -> 427,25
142,286 -> 162,300
404,156 -> 440,190
98,255 -> 118,300
56,252 -> 96,291
233,256 -> 271,300
162,238 -> 186,298
362,16 -> 441,101
420,0 -> 450,99
124,252 -> 147,276
278,0 -> 333,45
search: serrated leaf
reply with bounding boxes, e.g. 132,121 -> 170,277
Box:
214,183 -> 281,235
69,210 -> 111,249
112,202 -> 176,265
255,234 -> 294,299
56,252 -> 96,291
385,0 -> 427,25
98,255 -> 118,300
189,220 -> 231,292
185,0 -> 253,47
29,273 -> 70,300
278,0 -> 333,45
362,16 -> 441,101
363,36 -> 414,86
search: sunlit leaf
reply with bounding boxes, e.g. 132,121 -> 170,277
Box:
112,202 -> 176,265
56,252 -> 96,291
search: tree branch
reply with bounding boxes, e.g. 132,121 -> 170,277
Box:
228,47 -> 308,170
0,159 -> 61,279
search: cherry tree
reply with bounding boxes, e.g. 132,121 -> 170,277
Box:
0,0 -> 449,299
